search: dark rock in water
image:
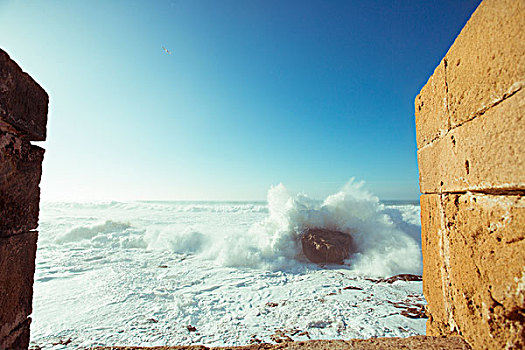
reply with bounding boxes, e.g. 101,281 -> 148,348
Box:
52,338 -> 72,346
401,306 -> 427,319
301,228 -> 354,265
379,274 -> 422,283
343,285 -> 363,291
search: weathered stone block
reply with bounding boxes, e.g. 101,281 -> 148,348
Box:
445,0 -> 525,128
414,0 -> 525,150
420,195 -> 452,337
422,193 -> 524,349
0,49 -> 48,141
0,231 -> 37,349
0,131 -> 44,236
415,60 -> 448,149
418,89 -> 525,194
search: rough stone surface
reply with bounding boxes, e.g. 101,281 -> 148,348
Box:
0,49 -> 48,141
301,228 -> 354,265
1,319 -> 31,350
414,60 -> 448,149
0,131 -> 44,236
422,193 -> 525,349
420,195 -> 450,337
96,335 -> 471,349
0,49 -> 47,350
445,0 -> 525,129
418,89 -> 525,194
416,2 -> 525,349
0,232 -> 37,349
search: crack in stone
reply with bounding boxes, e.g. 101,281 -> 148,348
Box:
444,58 -> 451,130
452,82 -> 524,130
438,194 -> 459,334
5,318 -> 30,338
418,81 -> 524,151
423,189 -> 525,197
506,236 -> 525,245
0,230 -> 38,240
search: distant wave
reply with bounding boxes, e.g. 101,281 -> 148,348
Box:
53,220 -> 147,249
55,220 -> 132,243
167,204 -> 268,213
43,201 -> 268,214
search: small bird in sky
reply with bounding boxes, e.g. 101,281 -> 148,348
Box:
162,46 -> 172,55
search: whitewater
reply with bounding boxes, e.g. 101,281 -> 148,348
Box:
30,181 -> 425,349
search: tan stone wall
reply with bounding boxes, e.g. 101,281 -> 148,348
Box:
0,49 -> 48,350
415,0 -> 525,349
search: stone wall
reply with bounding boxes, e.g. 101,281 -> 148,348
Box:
0,49 -> 48,349
415,0 -> 524,349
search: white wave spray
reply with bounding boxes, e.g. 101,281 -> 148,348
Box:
199,179 -> 421,276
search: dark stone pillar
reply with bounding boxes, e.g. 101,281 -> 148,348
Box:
0,48 -> 48,350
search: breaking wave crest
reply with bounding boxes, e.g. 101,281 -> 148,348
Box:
205,180 -> 422,276
55,220 -> 132,243
53,220 -> 148,249
145,227 -> 207,254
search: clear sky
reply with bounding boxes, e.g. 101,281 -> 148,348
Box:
0,0 -> 481,201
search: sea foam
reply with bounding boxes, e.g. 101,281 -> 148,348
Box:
47,180 -> 421,276
32,183 -> 424,348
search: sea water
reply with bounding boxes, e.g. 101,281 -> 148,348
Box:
30,181 -> 425,349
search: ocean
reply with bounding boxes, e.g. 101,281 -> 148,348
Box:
30,182 -> 424,349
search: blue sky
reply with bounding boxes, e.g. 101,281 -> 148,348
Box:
0,0 -> 481,201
